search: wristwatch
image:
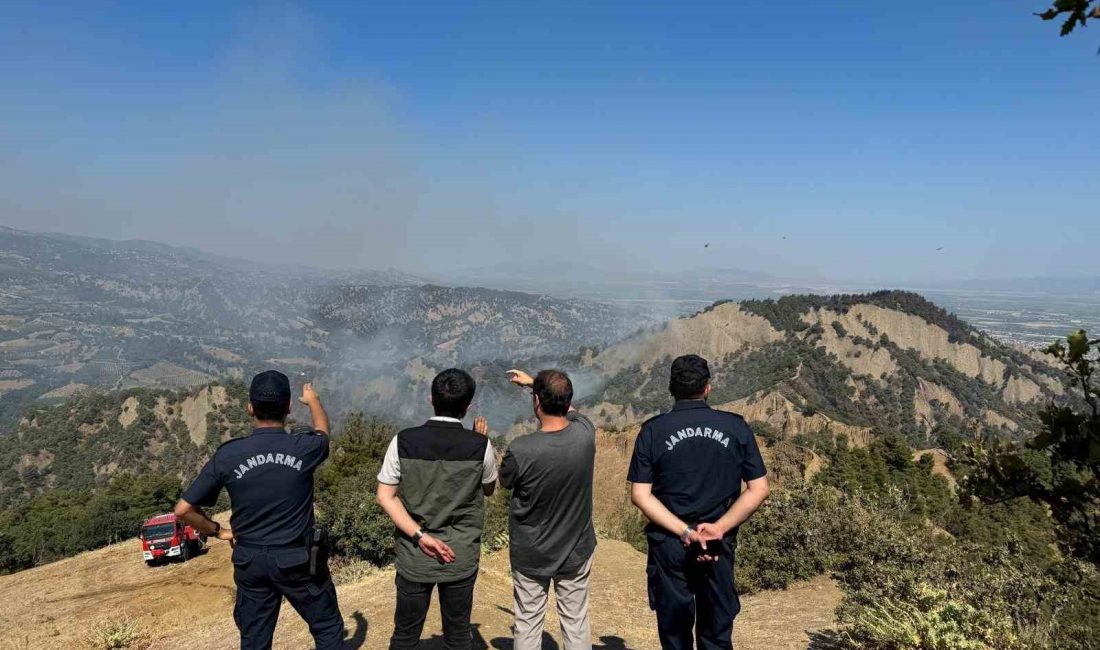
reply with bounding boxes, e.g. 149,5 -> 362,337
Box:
680,525 -> 695,542
412,529 -> 424,545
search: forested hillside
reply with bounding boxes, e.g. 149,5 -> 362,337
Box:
0,382 -> 255,571
590,291 -> 1066,448
2,330 -> 1097,650
0,383 -> 253,509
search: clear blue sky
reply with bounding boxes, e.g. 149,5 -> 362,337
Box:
1,1 -> 1096,282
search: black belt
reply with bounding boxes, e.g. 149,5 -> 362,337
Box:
236,529 -> 326,577
236,530 -> 311,551
235,539 -> 308,550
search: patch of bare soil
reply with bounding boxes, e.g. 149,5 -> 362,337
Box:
912,448 -> 957,490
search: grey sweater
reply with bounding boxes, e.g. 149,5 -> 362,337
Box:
500,411 -> 597,577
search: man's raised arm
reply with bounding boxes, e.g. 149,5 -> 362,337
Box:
298,382 -> 329,435
506,369 -> 534,390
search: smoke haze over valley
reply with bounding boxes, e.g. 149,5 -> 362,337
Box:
1,225 -> 1092,434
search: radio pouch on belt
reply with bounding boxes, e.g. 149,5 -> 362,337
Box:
309,529 -> 325,577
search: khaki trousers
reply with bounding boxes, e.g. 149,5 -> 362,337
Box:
511,554 -> 593,650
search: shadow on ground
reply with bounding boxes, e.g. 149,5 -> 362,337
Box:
807,629 -> 845,649
490,634 -> 629,649
395,624 -> 630,650
342,610 -> 368,649
413,624 -> 489,649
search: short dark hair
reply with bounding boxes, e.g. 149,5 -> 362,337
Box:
251,399 -> 290,422
533,369 -> 572,416
431,368 -> 477,418
669,354 -> 710,400
250,370 -> 291,422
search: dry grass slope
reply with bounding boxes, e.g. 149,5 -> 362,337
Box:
0,531 -> 840,649
0,430 -> 842,649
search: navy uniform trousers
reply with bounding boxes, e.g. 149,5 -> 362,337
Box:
647,534 -> 739,650
232,542 -> 344,650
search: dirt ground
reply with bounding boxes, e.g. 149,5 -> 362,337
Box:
0,531 -> 841,650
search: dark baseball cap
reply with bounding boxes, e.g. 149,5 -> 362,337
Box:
669,354 -> 711,398
250,370 -> 291,405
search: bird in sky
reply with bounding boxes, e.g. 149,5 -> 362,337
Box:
704,243 -> 710,248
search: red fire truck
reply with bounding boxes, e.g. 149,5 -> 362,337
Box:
140,513 -> 207,566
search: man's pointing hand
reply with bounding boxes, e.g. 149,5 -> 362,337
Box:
299,382 -> 321,406
506,369 -> 534,388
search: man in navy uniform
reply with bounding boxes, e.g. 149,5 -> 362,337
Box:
174,371 -> 344,650
628,355 -> 770,650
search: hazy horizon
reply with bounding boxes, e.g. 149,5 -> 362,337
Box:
9,222 -> 1100,295
2,2 -> 1097,284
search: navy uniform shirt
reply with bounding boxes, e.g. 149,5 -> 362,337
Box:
182,427 -> 330,546
627,400 -> 766,539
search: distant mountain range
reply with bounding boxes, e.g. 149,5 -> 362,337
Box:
0,226 -> 666,426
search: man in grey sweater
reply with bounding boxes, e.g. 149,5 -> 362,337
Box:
500,368 -> 596,650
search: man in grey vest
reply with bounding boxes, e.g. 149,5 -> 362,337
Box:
376,368 -> 497,650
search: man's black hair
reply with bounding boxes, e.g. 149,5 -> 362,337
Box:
533,369 -> 573,416
250,370 -> 292,422
431,368 -> 477,419
669,354 -> 711,400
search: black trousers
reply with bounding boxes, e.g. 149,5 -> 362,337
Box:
647,534 -> 739,650
231,544 -> 344,650
390,570 -> 478,650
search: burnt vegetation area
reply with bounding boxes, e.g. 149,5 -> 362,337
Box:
317,284 -> 649,364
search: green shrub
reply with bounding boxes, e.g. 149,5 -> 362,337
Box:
735,484 -> 845,594
842,585 -> 1015,650
481,484 -> 511,553
314,413 -> 395,566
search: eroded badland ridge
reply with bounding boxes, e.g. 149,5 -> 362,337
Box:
0,287 -> 1066,510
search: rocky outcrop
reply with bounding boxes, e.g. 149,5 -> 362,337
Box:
844,304 -> 1046,404
154,385 -> 230,446
912,448 -> 957,490
1003,374 -> 1042,405
588,401 -> 658,430
982,409 -> 1019,432
594,303 -> 782,374
117,396 -> 141,428
848,305 -> 1008,383
720,391 -> 873,447
913,378 -> 965,429
802,309 -> 898,379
